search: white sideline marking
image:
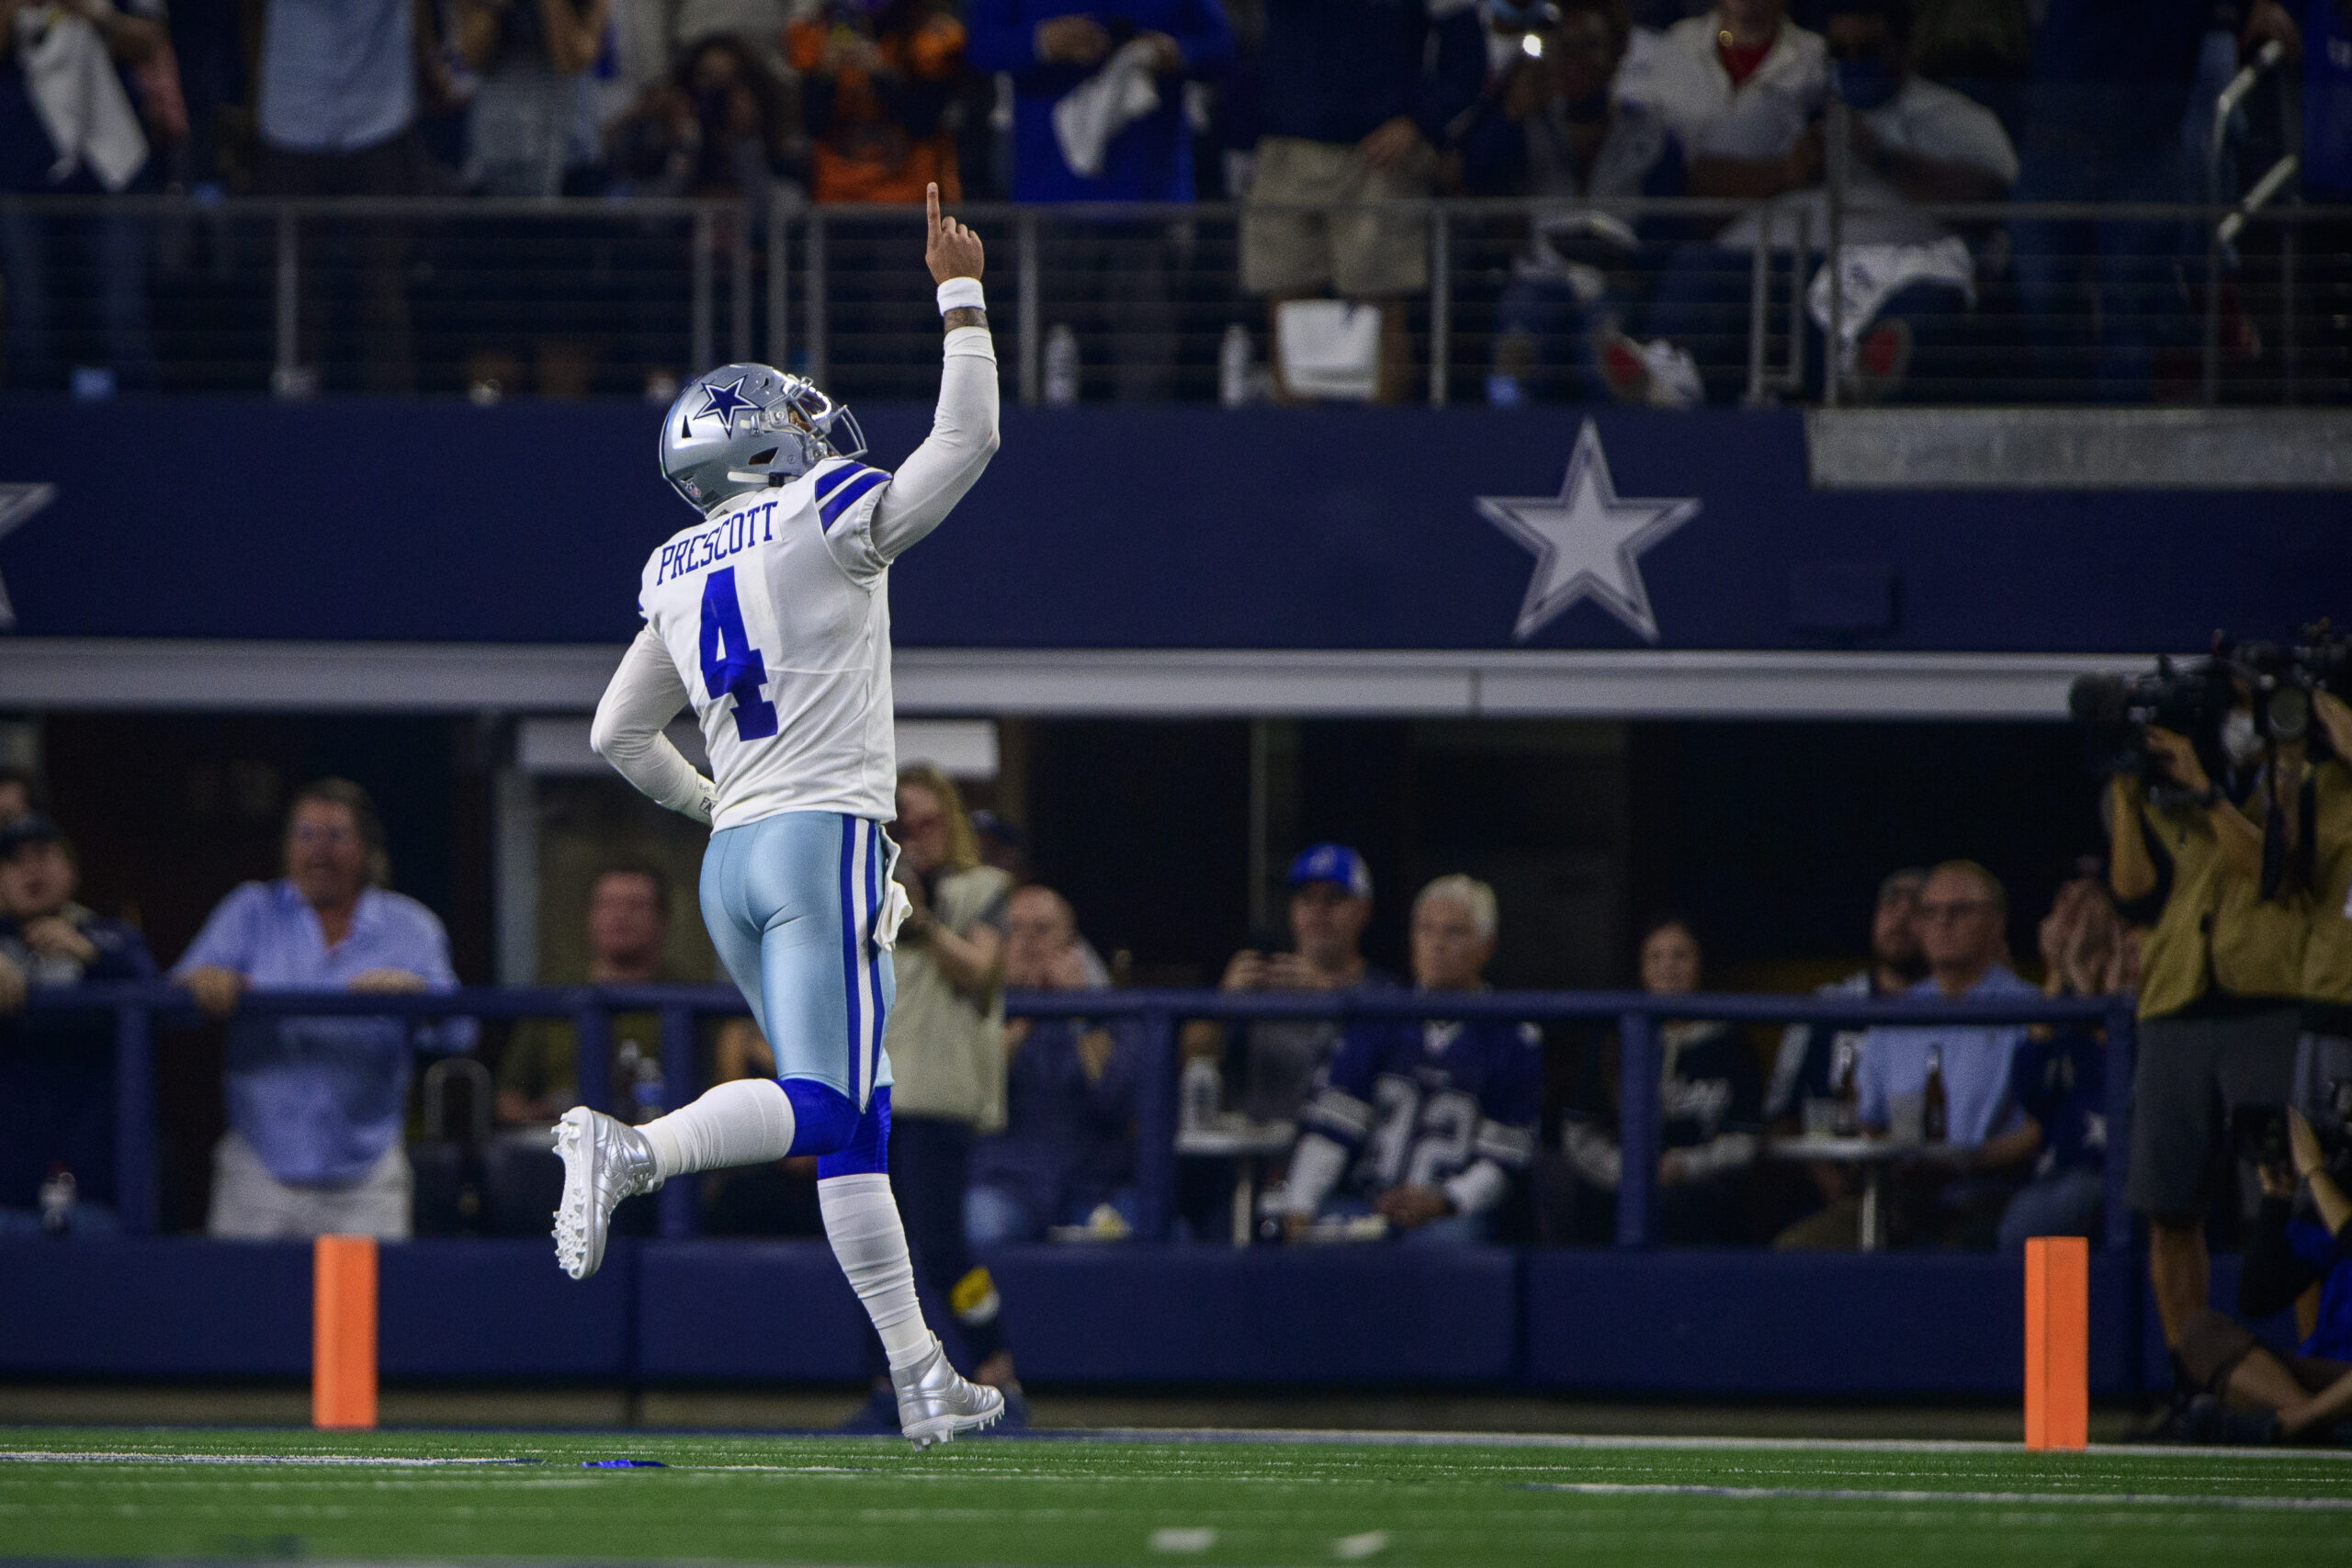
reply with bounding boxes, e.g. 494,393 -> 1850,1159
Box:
1527,1482 -> 2352,1513
1150,1526 -> 1217,1552
1333,1529 -> 1391,1559
0,1451 -> 533,1468
1070,1427 -> 2352,1461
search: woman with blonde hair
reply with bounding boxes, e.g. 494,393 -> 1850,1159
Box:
844,762 -> 1027,1427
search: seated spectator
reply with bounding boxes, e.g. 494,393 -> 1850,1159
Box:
791,0 -> 967,203
0,0 -> 166,394
174,779 -> 469,1241
0,817 -> 155,1235
1458,0 -> 1687,406
1763,868 -> 1924,1238
1793,860 -> 2041,1249
967,0 -> 1234,400
966,886 -> 1144,1245
1641,0 -> 2015,404
1276,875 -> 1539,1245
1996,872 -> 2134,1249
497,863 -> 693,1128
0,766 -> 45,827
1603,0 -> 1821,404
1208,843 -> 1400,1122
1558,916 -> 1762,1246
2169,1110 -> 2352,1444
1240,0 -> 1484,402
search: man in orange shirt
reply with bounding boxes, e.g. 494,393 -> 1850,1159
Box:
789,0 -> 966,203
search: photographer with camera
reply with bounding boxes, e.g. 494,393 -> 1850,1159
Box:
2109,683 -> 2308,1355
2169,1108 -> 2352,1444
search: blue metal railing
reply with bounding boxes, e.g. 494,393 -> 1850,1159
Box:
21,983 -> 2132,1250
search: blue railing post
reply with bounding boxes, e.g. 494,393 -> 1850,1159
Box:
1616,1010 -> 1659,1249
1135,1010 -> 1178,1242
112,1004 -> 156,1235
574,1003 -> 612,1116
2103,1000 -> 2136,1252
658,1003 -> 697,1238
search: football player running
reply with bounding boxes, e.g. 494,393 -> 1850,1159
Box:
555,186 -> 1003,1449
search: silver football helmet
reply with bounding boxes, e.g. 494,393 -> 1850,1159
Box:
658,362 -> 867,513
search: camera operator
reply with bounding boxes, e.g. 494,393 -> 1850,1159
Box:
2110,711 -> 2308,1355
2293,689 -> 2352,1157
2170,1109 -> 2352,1443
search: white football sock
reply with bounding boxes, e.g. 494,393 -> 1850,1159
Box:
637,1078 -> 796,1180
819,1173 -> 934,1370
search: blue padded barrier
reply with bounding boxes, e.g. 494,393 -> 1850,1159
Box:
636,1241 -> 871,1381
379,1240 -> 634,1381
0,1237 -> 310,1378
1526,1249 -> 2144,1396
987,1245 -> 1521,1384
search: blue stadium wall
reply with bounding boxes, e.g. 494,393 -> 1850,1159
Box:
0,1237 -> 2296,1396
0,403 -> 2340,651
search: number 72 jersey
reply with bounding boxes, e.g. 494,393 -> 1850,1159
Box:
637,457 -> 901,829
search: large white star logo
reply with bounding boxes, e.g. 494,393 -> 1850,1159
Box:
1476,421 -> 1701,645
0,484 -> 56,631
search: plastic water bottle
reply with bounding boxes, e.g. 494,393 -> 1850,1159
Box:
40,1168 -> 76,1235
1181,1057 -> 1223,1130
1219,323 -> 1252,408
1044,323 -> 1080,406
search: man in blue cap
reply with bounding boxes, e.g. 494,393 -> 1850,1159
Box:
1212,843 -> 1399,1122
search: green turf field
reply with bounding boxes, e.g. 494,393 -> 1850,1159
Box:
4,1426 -> 2348,1566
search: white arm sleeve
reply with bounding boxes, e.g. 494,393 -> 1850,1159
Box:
868,325 -> 1001,562
590,626 -> 716,823
1280,1132 -> 1351,1218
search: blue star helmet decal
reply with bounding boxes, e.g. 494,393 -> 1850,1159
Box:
695,377 -> 756,435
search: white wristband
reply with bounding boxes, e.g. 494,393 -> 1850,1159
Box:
936,277 -> 986,315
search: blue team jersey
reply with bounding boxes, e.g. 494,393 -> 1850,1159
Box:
1301,1010 -> 1542,1196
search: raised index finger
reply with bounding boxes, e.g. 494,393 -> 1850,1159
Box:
926,183 -> 941,243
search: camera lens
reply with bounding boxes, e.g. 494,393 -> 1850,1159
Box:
2268,687 -> 2310,743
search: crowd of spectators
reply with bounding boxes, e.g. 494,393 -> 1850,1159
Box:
4,0 -> 2346,399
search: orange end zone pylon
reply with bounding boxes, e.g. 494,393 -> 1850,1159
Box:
312,1234 -> 378,1430
2023,1235 -> 2088,1450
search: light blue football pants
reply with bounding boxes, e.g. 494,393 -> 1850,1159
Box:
700,811 -> 895,1110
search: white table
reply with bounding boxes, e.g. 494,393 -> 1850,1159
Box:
1175,1118 -> 1297,1247
1763,1134 -> 1967,1252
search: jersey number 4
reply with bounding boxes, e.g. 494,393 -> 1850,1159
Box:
698,568 -> 778,740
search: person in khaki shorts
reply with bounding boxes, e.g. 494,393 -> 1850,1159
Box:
1240,0 -> 1487,399
2110,721 -> 2308,1359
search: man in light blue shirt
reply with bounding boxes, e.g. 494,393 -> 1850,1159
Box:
1852,860 -> 2045,1247
176,778 -> 468,1239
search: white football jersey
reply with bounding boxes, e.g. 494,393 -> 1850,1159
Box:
636,457 -> 899,829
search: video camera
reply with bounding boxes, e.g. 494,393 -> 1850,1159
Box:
2069,622 -> 2350,781
2231,621 -> 2352,757
2067,655 -> 2235,783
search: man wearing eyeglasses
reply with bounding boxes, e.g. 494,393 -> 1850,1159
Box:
175,777 -> 469,1240
1846,860 -> 2043,1247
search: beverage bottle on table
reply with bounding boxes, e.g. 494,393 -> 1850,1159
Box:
1921,1044 -> 1948,1144
1829,1038 -> 1859,1136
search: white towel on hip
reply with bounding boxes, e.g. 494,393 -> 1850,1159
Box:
1051,39 -> 1162,180
17,7 -> 149,191
1806,237 -> 1974,349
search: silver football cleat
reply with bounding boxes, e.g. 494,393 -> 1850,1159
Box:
891,1335 -> 1005,1450
551,1106 -> 662,1281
